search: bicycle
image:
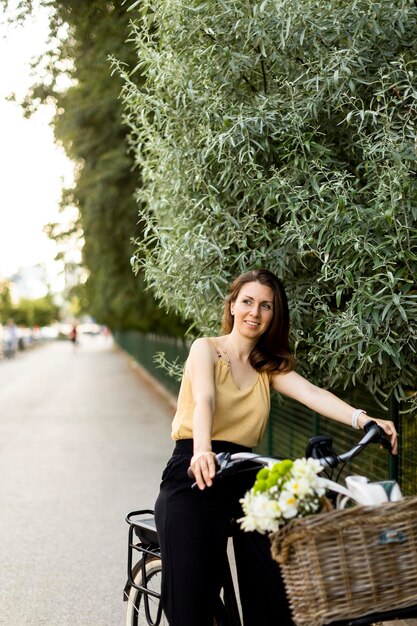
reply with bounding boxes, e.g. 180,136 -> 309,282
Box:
2,339 -> 17,359
123,421 -> 417,626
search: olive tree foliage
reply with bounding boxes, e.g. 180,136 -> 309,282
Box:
120,0 -> 417,409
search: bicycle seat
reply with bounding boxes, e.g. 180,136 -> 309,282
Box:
133,517 -> 159,545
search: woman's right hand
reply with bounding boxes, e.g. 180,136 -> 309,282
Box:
189,451 -> 217,490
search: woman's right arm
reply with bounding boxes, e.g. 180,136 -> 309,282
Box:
186,338 -> 218,490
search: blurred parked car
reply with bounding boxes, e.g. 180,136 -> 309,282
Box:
78,322 -> 101,336
39,326 -> 60,340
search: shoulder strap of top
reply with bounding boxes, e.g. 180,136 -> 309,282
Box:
209,337 -> 223,359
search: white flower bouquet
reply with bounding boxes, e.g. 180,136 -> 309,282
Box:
239,458 -> 327,534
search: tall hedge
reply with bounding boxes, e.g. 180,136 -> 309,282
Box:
121,0 -> 417,409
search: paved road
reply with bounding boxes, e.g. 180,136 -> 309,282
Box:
0,336 -> 175,626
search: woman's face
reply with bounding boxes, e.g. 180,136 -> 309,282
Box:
231,281 -> 274,339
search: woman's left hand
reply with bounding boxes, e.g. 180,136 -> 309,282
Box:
364,416 -> 398,455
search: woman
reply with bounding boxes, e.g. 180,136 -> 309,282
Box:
154,268 -> 397,626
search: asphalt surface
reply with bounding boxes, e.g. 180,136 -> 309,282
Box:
0,336 -> 175,626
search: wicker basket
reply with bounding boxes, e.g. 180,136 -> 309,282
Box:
270,497 -> 417,626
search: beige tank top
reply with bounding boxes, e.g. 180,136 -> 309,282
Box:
171,338 -> 271,448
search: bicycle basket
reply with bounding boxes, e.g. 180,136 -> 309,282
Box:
270,496 -> 417,626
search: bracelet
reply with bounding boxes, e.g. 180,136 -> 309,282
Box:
351,409 -> 367,430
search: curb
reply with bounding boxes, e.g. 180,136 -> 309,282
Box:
115,343 -> 177,413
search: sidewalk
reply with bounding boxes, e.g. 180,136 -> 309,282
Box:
0,336 -> 175,625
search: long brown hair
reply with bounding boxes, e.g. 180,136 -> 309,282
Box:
221,269 -> 295,375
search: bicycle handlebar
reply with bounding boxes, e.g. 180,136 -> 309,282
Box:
189,420 -> 391,484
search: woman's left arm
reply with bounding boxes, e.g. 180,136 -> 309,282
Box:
271,370 -> 398,454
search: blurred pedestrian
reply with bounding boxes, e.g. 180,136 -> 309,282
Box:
70,324 -> 78,348
4,319 -> 18,358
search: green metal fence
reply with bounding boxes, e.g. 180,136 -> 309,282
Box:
115,331 -> 416,495
256,393 -> 391,488
114,330 -> 188,395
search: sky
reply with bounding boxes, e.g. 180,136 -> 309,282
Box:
0,3 -> 74,292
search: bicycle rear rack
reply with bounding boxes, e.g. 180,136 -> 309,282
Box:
125,510 -> 161,597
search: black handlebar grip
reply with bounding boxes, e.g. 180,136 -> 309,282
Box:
363,420 -> 393,452
379,433 -> 393,451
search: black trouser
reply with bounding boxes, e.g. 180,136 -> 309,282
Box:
154,440 -> 294,626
